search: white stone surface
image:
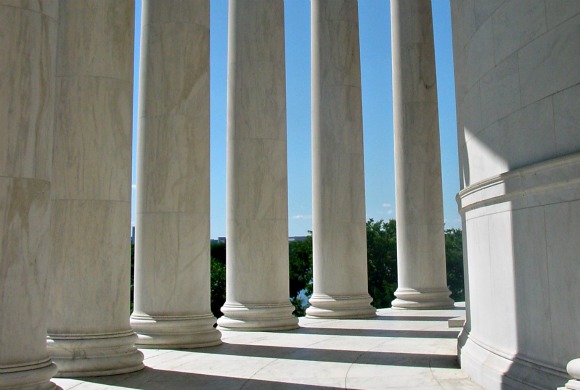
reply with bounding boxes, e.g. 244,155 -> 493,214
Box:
561,358 -> 580,390
217,0 -> 297,331
452,2 -> 580,388
0,2 -> 59,388
129,0 -> 221,349
53,306 -> 481,389
307,0 -> 375,319
47,0 -> 143,377
390,0 -> 453,310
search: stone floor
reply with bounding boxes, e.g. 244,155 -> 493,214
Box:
53,305 -> 481,389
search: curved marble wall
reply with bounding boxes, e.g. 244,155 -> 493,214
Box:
451,1 -> 580,389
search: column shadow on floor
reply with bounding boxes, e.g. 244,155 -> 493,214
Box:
283,327 -> 460,338
199,343 -> 459,369
374,315 -> 458,321
80,368 -> 343,390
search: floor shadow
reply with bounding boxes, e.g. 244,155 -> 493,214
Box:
374,315 -> 458,322
80,367 -> 342,390
283,327 -> 459,339
198,343 -> 459,369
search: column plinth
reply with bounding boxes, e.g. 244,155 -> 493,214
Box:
560,359 -> 580,390
390,0 -> 453,310
47,331 -> 143,377
129,0 -> 221,349
306,0 -> 375,319
219,303 -> 299,331
217,0 -> 298,331
47,1 -> 144,376
0,2 -> 58,388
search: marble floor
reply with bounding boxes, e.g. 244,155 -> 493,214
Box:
53,305 -> 481,389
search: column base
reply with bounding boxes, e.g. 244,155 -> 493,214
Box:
460,331 -> 568,389
47,330 -> 144,377
391,287 -> 454,309
130,313 -> 221,349
217,302 -> 298,331
0,358 -> 58,389
306,294 -> 376,319
559,359 -> 580,390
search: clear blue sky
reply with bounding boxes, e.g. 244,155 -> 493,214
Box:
131,0 -> 461,239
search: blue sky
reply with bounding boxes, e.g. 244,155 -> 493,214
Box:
131,0 -> 461,238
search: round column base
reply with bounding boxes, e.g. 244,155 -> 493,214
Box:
0,358 -> 58,389
47,330 -> 144,377
461,331 -> 569,389
391,287 -> 454,309
217,302 -> 298,331
130,313 -> 221,349
306,294 -> 376,319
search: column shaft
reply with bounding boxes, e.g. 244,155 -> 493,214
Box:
217,0 -> 298,331
47,0 -> 144,376
0,2 -> 59,388
130,0 -> 221,348
391,0 -> 453,309
306,0 -> 375,319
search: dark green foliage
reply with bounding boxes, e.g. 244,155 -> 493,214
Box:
288,234 -> 313,316
210,242 -> 227,318
130,243 -> 134,313
366,219 -> 398,308
444,228 -> 465,301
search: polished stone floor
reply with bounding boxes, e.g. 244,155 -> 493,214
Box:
53,305 -> 481,389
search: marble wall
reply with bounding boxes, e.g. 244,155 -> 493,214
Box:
452,1 -> 580,388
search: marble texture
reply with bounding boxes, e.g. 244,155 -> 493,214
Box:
130,0 -> 221,349
306,0 -> 375,319
452,2 -> 580,388
53,306 -> 482,390
390,0 -> 453,310
47,0 -> 143,377
217,0 -> 297,331
0,2 -> 58,389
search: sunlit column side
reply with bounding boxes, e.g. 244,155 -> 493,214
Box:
217,0 -> 298,331
391,0 -> 453,309
47,0 -> 144,376
306,0 -> 376,319
0,2 -> 59,389
129,0 -> 221,349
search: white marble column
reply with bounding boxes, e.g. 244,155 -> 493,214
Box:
306,0 -> 375,319
47,0 -> 144,376
129,0 -> 221,348
391,0 -> 453,309
560,359 -> 580,390
0,2 -> 58,389
217,0 -> 298,331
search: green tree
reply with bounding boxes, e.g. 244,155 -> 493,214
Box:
445,228 -> 464,301
210,242 -> 227,318
366,219 -> 398,309
288,234 -> 313,316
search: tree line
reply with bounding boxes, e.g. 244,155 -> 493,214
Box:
208,219 -> 464,318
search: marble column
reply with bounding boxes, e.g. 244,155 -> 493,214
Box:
560,359 -> 580,390
217,0 -> 298,331
130,0 -> 221,348
47,1 -> 144,376
390,0 -> 453,309
306,0 -> 375,319
0,2 -> 58,389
